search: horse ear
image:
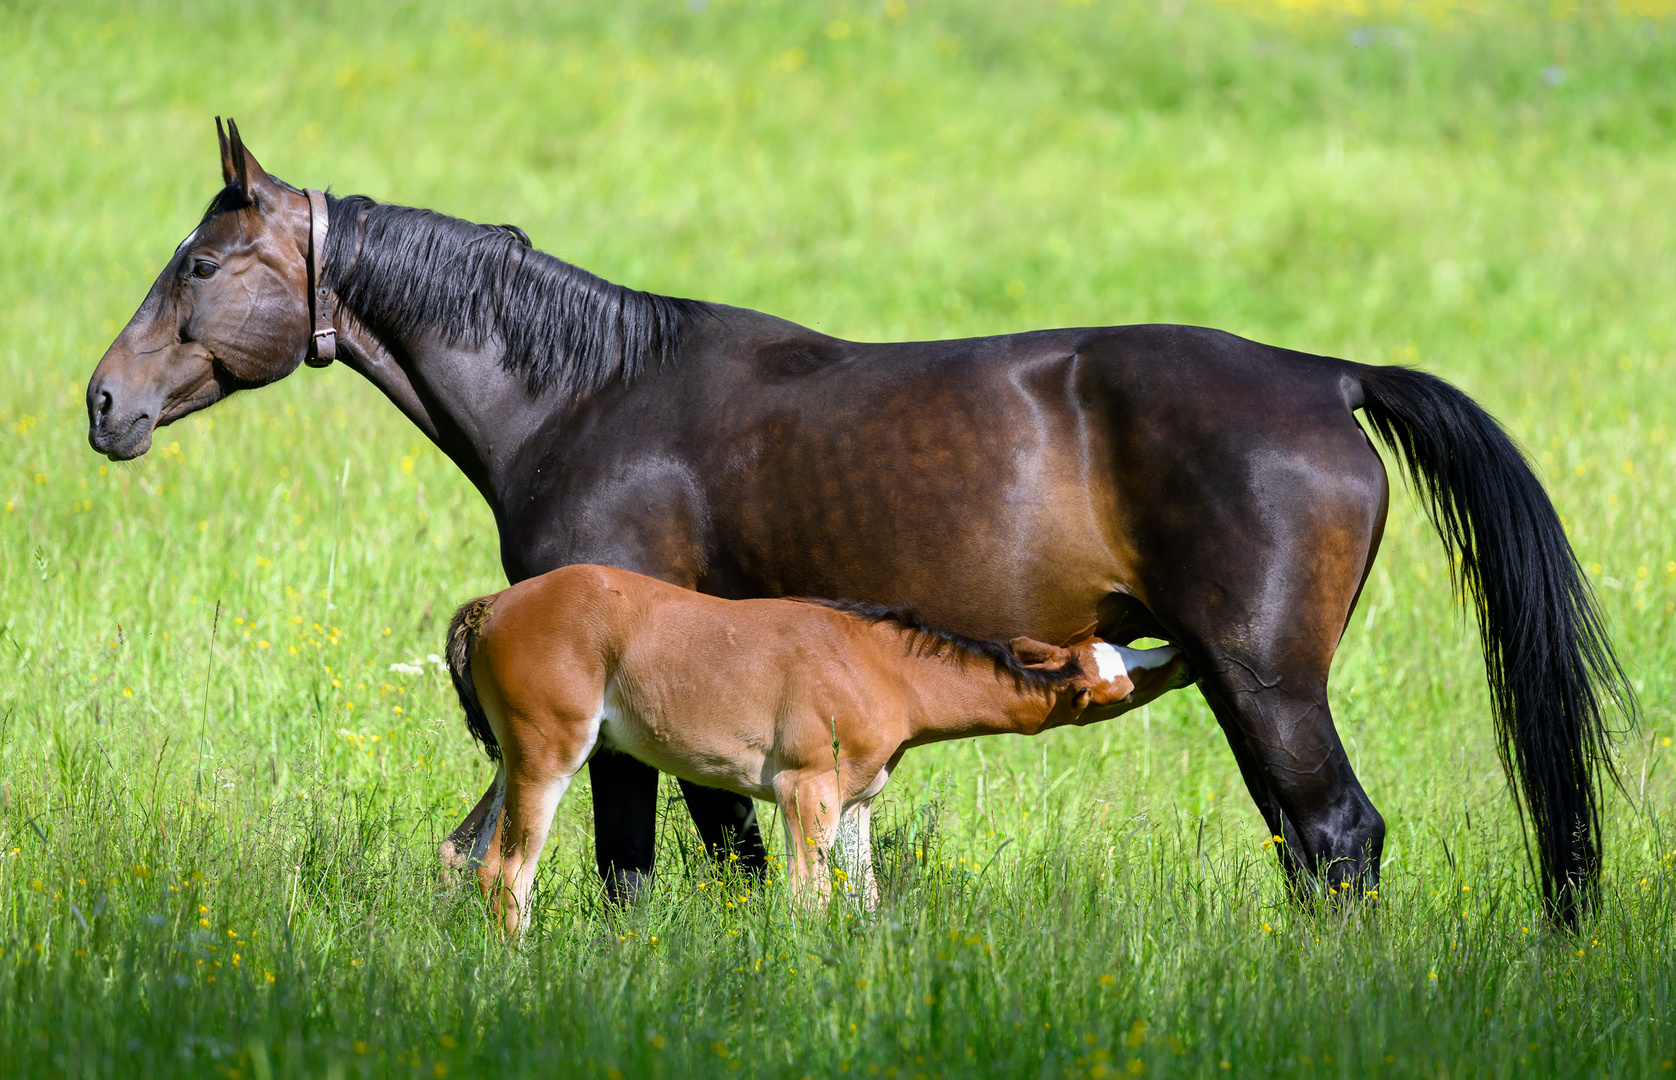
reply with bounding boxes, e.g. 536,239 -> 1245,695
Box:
216,116 -> 235,187
1010,637 -> 1072,670
228,118 -> 250,198
224,118 -> 279,206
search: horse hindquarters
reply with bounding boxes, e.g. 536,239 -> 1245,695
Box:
463,608 -> 611,934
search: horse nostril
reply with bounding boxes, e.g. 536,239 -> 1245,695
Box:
89,389 -> 119,432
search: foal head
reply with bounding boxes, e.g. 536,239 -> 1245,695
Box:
1010,636 -> 1193,718
86,120 -> 314,460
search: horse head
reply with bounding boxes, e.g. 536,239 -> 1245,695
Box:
86,120 -> 314,460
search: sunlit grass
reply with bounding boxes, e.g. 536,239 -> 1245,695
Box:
1,0 -> 1673,1076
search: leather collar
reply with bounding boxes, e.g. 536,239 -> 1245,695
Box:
304,188 -> 337,367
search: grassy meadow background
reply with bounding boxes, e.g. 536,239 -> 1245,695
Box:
3,0 -> 1675,1075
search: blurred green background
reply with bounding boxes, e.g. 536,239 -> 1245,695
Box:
1,1 -> 1673,1077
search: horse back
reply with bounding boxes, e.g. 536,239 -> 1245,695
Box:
682,318 -> 1379,638
499,315 -> 1383,647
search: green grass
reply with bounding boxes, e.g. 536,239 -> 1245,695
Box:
2,0 -> 1675,1076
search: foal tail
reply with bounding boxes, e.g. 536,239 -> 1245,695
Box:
1354,364 -> 1633,924
447,596 -> 502,762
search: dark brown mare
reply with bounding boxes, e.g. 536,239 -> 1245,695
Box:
86,122 -> 1629,922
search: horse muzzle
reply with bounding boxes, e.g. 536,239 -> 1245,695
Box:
86,368 -> 160,461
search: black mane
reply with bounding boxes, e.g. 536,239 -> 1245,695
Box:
321,194 -> 711,400
801,599 -> 1082,692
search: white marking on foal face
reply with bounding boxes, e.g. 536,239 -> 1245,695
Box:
1114,644 -> 1189,683
1091,642 -> 1128,683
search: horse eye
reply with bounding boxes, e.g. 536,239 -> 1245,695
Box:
191,260 -> 218,279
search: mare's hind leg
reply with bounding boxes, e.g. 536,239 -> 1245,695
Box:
1192,663 -> 1382,894
1142,441 -> 1389,895
678,779 -> 770,874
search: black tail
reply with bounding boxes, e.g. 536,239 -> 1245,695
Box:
1355,364 -> 1632,924
447,596 -> 501,762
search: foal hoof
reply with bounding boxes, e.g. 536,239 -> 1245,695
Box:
439,838 -> 470,871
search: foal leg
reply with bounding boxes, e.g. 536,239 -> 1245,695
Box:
832,753 -> 895,907
832,798 -> 880,907
480,741 -> 595,936
774,771 -> 844,905
475,697 -> 601,935
440,767 -> 505,871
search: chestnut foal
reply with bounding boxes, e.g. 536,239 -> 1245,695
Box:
446,565 -> 1191,932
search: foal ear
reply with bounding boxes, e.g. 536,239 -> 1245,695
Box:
1009,637 -> 1072,670
216,116 -> 235,187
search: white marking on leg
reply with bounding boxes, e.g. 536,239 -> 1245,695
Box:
834,805 -> 866,896
505,769 -> 574,924
856,799 -> 878,908
857,762 -> 892,801
845,765 -> 891,908
594,678 -> 630,747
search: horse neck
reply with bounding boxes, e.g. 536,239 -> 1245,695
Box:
332,298 -> 555,525
890,640 -> 1067,745
323,198 -> 691,529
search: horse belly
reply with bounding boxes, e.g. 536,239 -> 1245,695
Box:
705,360 -> 1128,642
594,677 -> 778,802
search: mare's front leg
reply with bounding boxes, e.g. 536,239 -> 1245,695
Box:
589,749 -> 660,901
